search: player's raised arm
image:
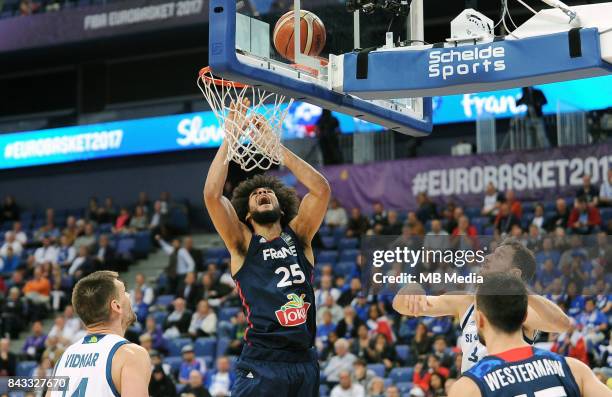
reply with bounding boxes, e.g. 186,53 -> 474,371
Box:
566,356 -> 612,397
116,344 -> 152,397
392,285 -> 472,318
524,294 -> 572,333
203,101 -> 251,254
284,146 -> 331,243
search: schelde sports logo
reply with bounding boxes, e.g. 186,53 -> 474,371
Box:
428,45 -> 506,80
275,293 -> 311,327
176,116 -> 224,147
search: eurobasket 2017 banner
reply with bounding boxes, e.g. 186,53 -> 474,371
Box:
276,143 -> 612,210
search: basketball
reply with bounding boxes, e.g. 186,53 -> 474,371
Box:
273,10 -> 326,62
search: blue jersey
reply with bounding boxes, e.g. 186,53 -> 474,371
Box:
234,227 -> 316,351
464,346 -> 580,397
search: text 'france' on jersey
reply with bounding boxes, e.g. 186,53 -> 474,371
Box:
234,227 -> 316,351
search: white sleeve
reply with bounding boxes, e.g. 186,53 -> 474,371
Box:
158,239 -> 174,255
143,286 -> 155,305
180,249 -> 196,273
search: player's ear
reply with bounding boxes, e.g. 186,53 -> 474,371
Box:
475,310 -> 485,328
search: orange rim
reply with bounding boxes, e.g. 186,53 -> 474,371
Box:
199,66 -> 249,88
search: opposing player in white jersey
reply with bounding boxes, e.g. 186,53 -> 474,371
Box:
48,271 -> 151,397
393,239 -> 571,372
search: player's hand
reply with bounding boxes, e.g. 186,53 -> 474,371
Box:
403,294 -> 432,316
226,97 -> 250,132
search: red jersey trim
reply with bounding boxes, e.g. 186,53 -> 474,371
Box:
494,346 -> 534,362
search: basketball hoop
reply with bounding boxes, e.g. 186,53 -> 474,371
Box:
197,66 -> 293,171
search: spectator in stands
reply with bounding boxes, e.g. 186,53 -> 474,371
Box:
144,315 -> 167,354
406,211 -> 425,237
42,335 -> 65,367
136,192 -> 151,214
49,265 -> 69,310
318,294 -> 344,324
451,215 -> 477,238
184,237 -> 203,272
1,231 -> 23,257
196,272 -> 232,308
338,278 -> 362,306
149,200 -> 168,239
346,208 -> 369,238
494,202 -> 521,235
113,207 -> 131,233
445,207 -> 463,235
22,321 -> 46,361
368,377 -> 385,397
423,219 -> 450,251
0,246 -> 20,274
383,211 -> 403,235
352,358 -> 375,391
599,169 -> 612,207
432,336 -> 454,368
416,193 -> 437,224
178,345 -> 206,385
132,289 -> 149,326
182,369 -> 212,397
128,206 -> 148,232
370,202 -> 388,227
226,311 -> 247,356
427,372 -> 446,397
98,197 -> 118,224
331,370 -> 365,397
1,287 -> 25,338
34,208 -> 60,243
159,191 -> 172,214
74,222 -> 96,251
352,324 -> 372,360
149,364 -> 178,397
48,316 -> 75,346
130,273 -> 154,306
1,195 -> 19,222
365,333 -> 398,373
325,198 -> 348,229
336,305 -> 364,340
85,197 -> 100,224
563,280 -> 585,318
411,322 -> 432,362
62,216 -> 78,244
316,275 -> 340,308
576,297 -> 608,345
504,190 -> 523,219
481,182 -> 502,218
317,309 -> 337,347
68,245 -> 95,281
545,198 -> 570,231
157,235 -> 195,294
530,203 -> 546,231
189,299 -> 217,338
34,236 -> 58,266
94,234 -> 116,271
576,174 -> 599,206
178,272 -> 200,311
205,356 -> 235,397
64,305 -> 85,335
164,297 -> 192,337
56,235 -> 76,268
324,339 -> 357,384
0,338 -> 16,376
569,196 -> 602,234
536,258 -> 561,292
11,221 -> 27,245
23,266 -> 50,320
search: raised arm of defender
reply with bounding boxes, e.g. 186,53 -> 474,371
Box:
284,147 -> 331,244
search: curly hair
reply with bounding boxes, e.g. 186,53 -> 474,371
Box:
231,174 -> 300,228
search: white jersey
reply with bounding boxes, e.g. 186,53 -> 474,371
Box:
459,303 -> 487,372
458,303 -> 538,373
51,333 -> 129,397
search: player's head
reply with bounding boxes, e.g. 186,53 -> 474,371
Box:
475,273 -> 528,346
72,270 -> 136,332
481,238 -> 536,282
231,174 -> 299,229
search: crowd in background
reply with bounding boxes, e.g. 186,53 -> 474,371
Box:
0,169 -> 610,397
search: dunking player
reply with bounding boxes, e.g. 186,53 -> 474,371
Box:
393,240 -> 571,372
48,271 -> 151,397
203,101 -> 330,396
449,273 -> 612,397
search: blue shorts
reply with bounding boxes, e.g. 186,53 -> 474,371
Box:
232,345 -> 319,397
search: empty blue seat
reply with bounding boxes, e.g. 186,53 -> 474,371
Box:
164,356 -> 183,374
16,361 -> 37,376
216,338 -> 231,358
395,345 -> 410,363
319,384 -> 329,397
207,247 -> 230,259
98,223 -> 113,233
195,337 -> 217,357
397,382 -> 414,393
335,261 -> 355,276
117,237 -> 135,255
155,294 -> 175,307
338,238 -> 358,250
317,250 -> 337,264
367,363 -> 385,377
390,367 -> 414,384
133,231 -> 152,257
167,337 -> 193,357
464,207 -> 481,218
318,225 -> 331,236
321,236 -> 336,249
339,249 -> 359,263
152,311 -> 167,325
219,307 -> 240,322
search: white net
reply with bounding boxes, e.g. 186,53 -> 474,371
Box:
197,67 -> 294,171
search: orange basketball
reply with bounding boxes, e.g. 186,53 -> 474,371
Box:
273,10 -> 326,62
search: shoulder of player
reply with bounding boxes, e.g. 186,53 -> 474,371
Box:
449,376 -> 481,397
564,356 -> 589,381
114,343 -> 151,364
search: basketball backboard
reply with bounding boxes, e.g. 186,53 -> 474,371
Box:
207,0 -> 433,136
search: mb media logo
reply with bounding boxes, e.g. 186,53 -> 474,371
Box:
428,45 -> 506,80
